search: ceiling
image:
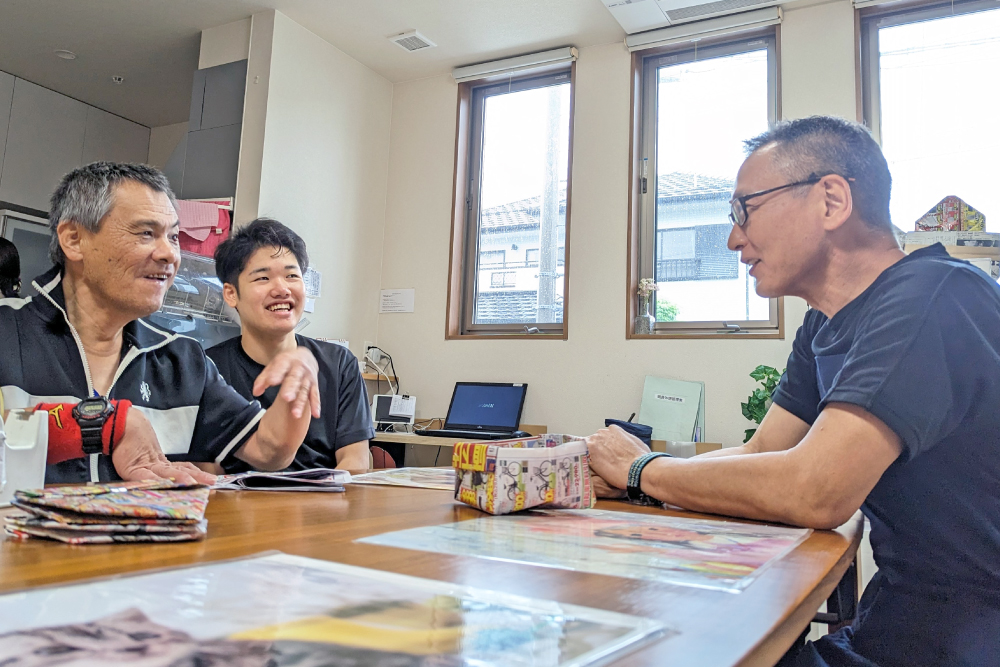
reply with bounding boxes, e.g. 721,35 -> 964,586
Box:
0,0 -> 624,128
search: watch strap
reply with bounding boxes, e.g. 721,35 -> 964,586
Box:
626,452 -> 671,504
80,423 -> 104,454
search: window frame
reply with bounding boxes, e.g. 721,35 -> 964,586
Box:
446,65 -> 576,340
627,30 -> 784,339
860,0 -> 999,145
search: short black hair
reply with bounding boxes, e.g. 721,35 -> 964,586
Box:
214,217 -> 309,289
0,237 -> 20,298
744,116 -> 892,231
49,161 -> 177,266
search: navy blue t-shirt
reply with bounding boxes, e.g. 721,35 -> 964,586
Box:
207,335 -> 374,472
773,244 -> 1000,667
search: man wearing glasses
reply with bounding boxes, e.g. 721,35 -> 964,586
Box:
587,116 -> 1000,666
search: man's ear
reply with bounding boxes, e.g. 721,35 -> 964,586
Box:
56,220 -> 85,263
820,175 -> 854,231
222,282 -> 239,309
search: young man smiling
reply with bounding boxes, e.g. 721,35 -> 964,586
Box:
207,218 -> 374,472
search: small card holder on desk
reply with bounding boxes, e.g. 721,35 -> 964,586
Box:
0,409 -> 48,507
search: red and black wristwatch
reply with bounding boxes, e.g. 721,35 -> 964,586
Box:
34,398 -> 131,465
73,397 -> 116,455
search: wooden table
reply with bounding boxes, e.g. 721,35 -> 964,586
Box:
0,484 -> 862,667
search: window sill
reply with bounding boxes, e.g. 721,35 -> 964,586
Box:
627,329 -> 783,340
447,332 -> 568,341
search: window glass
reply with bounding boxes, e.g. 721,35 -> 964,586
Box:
875,6 -> 1000,227
471,77 -> 571,328
653,48 -> 771,323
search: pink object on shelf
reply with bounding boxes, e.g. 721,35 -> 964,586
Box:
177,200 -> 231,258
175,200 -> 218,242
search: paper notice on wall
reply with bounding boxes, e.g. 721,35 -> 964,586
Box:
303,298 -> 315,313
379,289 -> 415,313
304,268 -> 322,298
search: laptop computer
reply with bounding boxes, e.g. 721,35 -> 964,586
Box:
415,382 -> 529,440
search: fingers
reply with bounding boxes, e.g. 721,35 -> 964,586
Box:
309,380 -> 321,419
147,462 -> 198,486
252,355 -> 292,396
116,466 -> 160,482
590,472 -> 627,499
174,461 -> 218,486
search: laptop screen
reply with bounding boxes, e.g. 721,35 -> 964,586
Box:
444,383 -> 528,431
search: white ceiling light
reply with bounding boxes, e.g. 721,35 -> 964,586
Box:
389,30 -> 436,52
54,50 -> 76,60
453,47 -> 578,83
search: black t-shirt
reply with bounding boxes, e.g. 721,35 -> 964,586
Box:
206,335 -> 374,472
773,244 -> 1000,666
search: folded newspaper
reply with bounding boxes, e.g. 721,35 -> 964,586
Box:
452,434 -> 595,515
4,480 -> 209,544
213,468 -> 350,492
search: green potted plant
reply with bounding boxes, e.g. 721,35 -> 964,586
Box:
741,365 -> 784,443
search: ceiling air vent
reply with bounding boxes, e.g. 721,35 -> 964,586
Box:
389,30 -> 436,52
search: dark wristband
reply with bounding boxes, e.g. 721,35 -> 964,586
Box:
626,452 -> 671,504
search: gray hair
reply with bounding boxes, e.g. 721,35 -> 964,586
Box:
48,162 -> 178,266
743,116 -> 893,232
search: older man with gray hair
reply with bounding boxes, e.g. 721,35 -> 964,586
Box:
0,162 -> 320,483
588,116 -> 1000,666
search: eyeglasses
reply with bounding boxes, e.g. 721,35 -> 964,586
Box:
728,173 -> 853,227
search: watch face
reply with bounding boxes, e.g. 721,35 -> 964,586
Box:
78,400 -> 109,418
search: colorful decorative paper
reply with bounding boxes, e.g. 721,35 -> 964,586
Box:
6,481 -> 210,544
452,434 -> 594,515
915,195 -> 986,232
4,520 -> 208,544
360,509 -> 811,592
13,480 -> 209,521
0,553 -> 668,666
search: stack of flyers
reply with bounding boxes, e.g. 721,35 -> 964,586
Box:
213,468 -> 350,492
4,480 -> 209,544
453,434 -> 595,515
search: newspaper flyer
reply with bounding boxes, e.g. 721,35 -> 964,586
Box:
351,467 -> 456,491
361,509 -> 812,593
452,434 -> 594,515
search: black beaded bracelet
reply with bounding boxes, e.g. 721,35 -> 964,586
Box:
626,452 -> 671,504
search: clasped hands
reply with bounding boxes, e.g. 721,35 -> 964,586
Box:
585,424 -> 653,499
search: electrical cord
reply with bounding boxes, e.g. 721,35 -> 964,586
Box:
364,352 -> 396,395
368,346 -> 399,396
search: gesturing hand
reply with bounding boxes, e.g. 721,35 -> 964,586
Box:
112,408 -> 216,485
585,425 -> 651,491
253,347 -> 321,420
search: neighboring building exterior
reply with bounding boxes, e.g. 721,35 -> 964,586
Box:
473,171 -> 738,324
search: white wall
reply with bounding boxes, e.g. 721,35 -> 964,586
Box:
146,121 -> 188,169
254,11 -> 393,354
199,18 -> 251,70
373,0 -> 858,444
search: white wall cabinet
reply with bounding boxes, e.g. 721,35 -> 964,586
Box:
0,74 -> 151,212
0,73 -> 14,175
82,107 -> 149,165
0,78 -> 88,211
